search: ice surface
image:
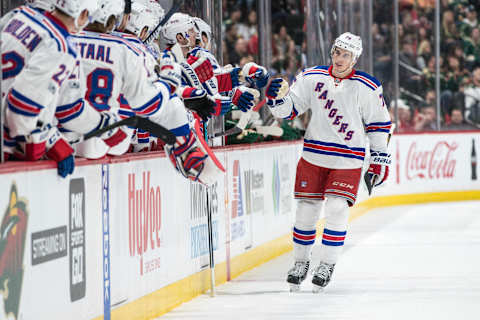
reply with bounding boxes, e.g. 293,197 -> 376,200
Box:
160,201 -> 480,320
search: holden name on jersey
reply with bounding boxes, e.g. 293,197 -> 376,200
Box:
3,18 -> 42,52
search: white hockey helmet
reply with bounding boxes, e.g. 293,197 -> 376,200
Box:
193,17 -> 212,48
90,0 -> 125,28
53,0 -> 98,19
133,0 -> 165,41
160,13 -> 196,45
26,0 -> 54,11
125,2 -> 155,37
331,32 -> 363,61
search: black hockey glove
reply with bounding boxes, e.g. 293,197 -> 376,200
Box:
182,87 -> 215,122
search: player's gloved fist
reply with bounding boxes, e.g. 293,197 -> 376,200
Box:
165,132 -> 208,183
232,86 -> 256,112
18,124 -> 75,178
266,78 -> 284,99
21,127 -> 48,161
98,111 -> 129,148
212,94 -> 232,116
367,151 -> 391,187
242,62 -> 269,89
187,54 -> 214,83
181,87 -> 215,121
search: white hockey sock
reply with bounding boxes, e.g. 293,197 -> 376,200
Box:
319,196 -> 349,265
292,200 -> 323,261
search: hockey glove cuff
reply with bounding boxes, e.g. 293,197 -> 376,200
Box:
367,151 -> 391,187
216,67 -> 241,93
212,95 -> 232,117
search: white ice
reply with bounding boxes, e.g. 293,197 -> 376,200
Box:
159,201 -> 480,320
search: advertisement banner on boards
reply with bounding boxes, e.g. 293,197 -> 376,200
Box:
372,133 -> 480,197
0,166 -> 103,320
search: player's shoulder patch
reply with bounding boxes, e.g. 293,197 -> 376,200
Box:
301,65 -> 329,77
350,70 -> 381,91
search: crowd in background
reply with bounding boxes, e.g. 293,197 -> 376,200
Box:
222,0 -> 306,80
221,0 -> 306,143
373,0 -> 480,132
222,0 -> 480,135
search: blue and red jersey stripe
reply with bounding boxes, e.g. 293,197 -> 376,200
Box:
55,99 -> 84,124
365,121 -> 392,133
303,139 -> 366,161
131,92 -> 163,117
7,89 -> 44,117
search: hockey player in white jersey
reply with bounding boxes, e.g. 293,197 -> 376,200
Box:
266,32 -> 392,291
72,0 -> 220,185
0,0 -> 122,177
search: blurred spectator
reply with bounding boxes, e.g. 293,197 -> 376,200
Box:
445,108 -> 478,130
224,23 -> 238,64
463,27 -> 480,65
224,6 -> 242,25
273,26 -> 294,62
229,37 -> 248,65
462,5 -> 477,30
442,10 -> 458,40
236,10 -> 257,41
414,105 -> 437,131
465,66 -> 480,126
425,90 -> 436,105
392,99 -> 415,132
417,40 -> 432,70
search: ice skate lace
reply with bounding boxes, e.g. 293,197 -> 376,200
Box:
289,261 -> 308,277
313,263 -> 333,279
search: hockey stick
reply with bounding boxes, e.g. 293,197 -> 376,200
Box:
143,0 -> 184,45
206,185 -> 216,297
72,116 -> 176,145
251,125 -> 283,137
193,119 -> 225,172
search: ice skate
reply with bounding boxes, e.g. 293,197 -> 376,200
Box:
311,262 -> 335,293
287,260 -> 310,292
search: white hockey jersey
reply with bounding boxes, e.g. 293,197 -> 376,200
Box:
71,31 -> 189,134
1,6 -> 82,138
270,65 -> 392,169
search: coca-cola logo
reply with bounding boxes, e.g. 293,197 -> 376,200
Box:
128,171 -> 162,275
406,141 -> 457,180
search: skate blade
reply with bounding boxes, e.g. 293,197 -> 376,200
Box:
289,284 -> 301,292
312,284 -> 324,293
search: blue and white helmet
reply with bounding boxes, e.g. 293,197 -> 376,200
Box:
90,0 -> 125,28
53,0 -> 98,19
52,0 -> 98,30
193,17 -> 212,49
26,0 -> 54,11
125,2 -> 155,37
160,13 -> 195,45
331,32 -> 363,61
